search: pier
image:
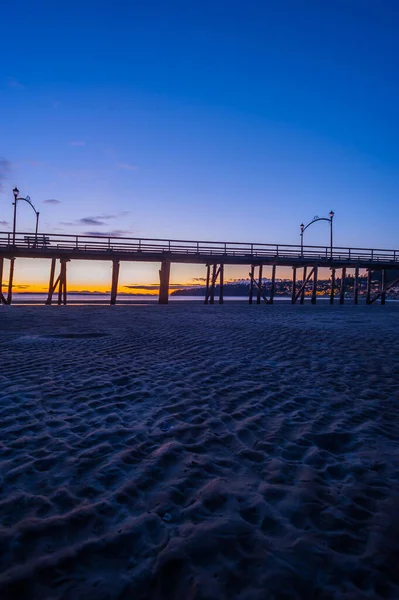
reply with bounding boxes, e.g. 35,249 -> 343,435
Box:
1,231 -> 398,306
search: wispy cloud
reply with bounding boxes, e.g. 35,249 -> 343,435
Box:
117,162 -> 138,171
83,230 -> 131,237
7,77 -> 24,89
78,217 -> 105,226
42,199 -> 61,205
69,140 -> 86,147
0,220 -> 9,226
0,157 -> 11,193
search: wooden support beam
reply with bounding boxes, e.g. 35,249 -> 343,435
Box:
45,258 -> 56,305
269,265 -> 276,304
256,265 -> 263,305
219,264 -> 224,304
110,260 -> 120,305
248,271 -> 269,303
159,260 -> 171,304
381,270 -> 387,305
249,265 -> 254,304
368,276 -> 399,305
293,266 -> 314,304
291,267 -> 296,304
7,258 -> 15,305
311,266 -> 318,305
300,266 -> 307,304
339,267 -> 346,305
204,264 -> 210,305
366,269 -> 372,304
330,268 -> 335,305
354,267 -> 359,305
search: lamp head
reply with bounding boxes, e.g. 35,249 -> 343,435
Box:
329,210 -> 334,219
300,223 -> 304,232
13,187 -> 19,199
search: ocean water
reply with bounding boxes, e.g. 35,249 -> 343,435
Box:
10,293 -> 283,304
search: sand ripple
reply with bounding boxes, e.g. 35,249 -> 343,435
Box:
0,303 -> 398,599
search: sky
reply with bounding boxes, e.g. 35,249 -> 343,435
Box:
1,0 -> 399,293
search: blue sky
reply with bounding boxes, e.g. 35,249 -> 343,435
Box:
1,1 -> 399,289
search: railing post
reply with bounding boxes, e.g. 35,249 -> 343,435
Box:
197,241 -> 199,253
251,244 -> 253,255
108,237 -> 111,250
75,235 -> 78,249
224,242 -> 227,254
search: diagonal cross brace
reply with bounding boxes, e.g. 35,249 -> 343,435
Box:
248,272 -> 269,303
292,267 -> 315,304
367,277 -> 399,305
205,265 -> 221,302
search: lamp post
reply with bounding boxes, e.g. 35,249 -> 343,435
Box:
300,211 -> 335,260
12,187 -> 40,246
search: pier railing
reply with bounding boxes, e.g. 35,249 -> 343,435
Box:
0,231 -> 398,264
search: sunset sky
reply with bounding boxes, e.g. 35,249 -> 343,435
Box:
1,1 -> 399,293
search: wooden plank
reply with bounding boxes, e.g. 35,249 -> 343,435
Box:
219,263 -> 224,304
256,265 -> 263,305
249,265 -> 254,304
354,267 -> 359,305
340,267 -> 346,305
7,258 -> 15,305
300,266 -> 307,304
291,267 -> 296,304
330,268 -> 335,305
110,260 -> 120,305
45,258 -> 56,305
311,266 -> 318,304
269,264 -> 276,304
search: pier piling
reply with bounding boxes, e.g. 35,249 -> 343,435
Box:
340,268 -> 346,305
354,267 -> 359,305
366,269 -> 372,304
159,260 -> 171,304
7,258 -> 15,305
219,264 -> 224,304
300,266 -> 307,304
311,266 -> 318,304
256,265 -> 263,305
291,267 -> 296,304
110,260 -> 120,305
204,264 -> 210,304
381,270 -> 387,305
330,268 -> 335,305
249,265 -> 254,304
269,265 -> 276,304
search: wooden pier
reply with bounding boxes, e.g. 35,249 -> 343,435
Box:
0,231 -> 398,306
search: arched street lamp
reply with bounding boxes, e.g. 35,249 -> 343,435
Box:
300,210 -> 334,259
12,187 -> 40,246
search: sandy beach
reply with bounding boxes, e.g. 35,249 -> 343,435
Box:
0,303 -> 398,599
